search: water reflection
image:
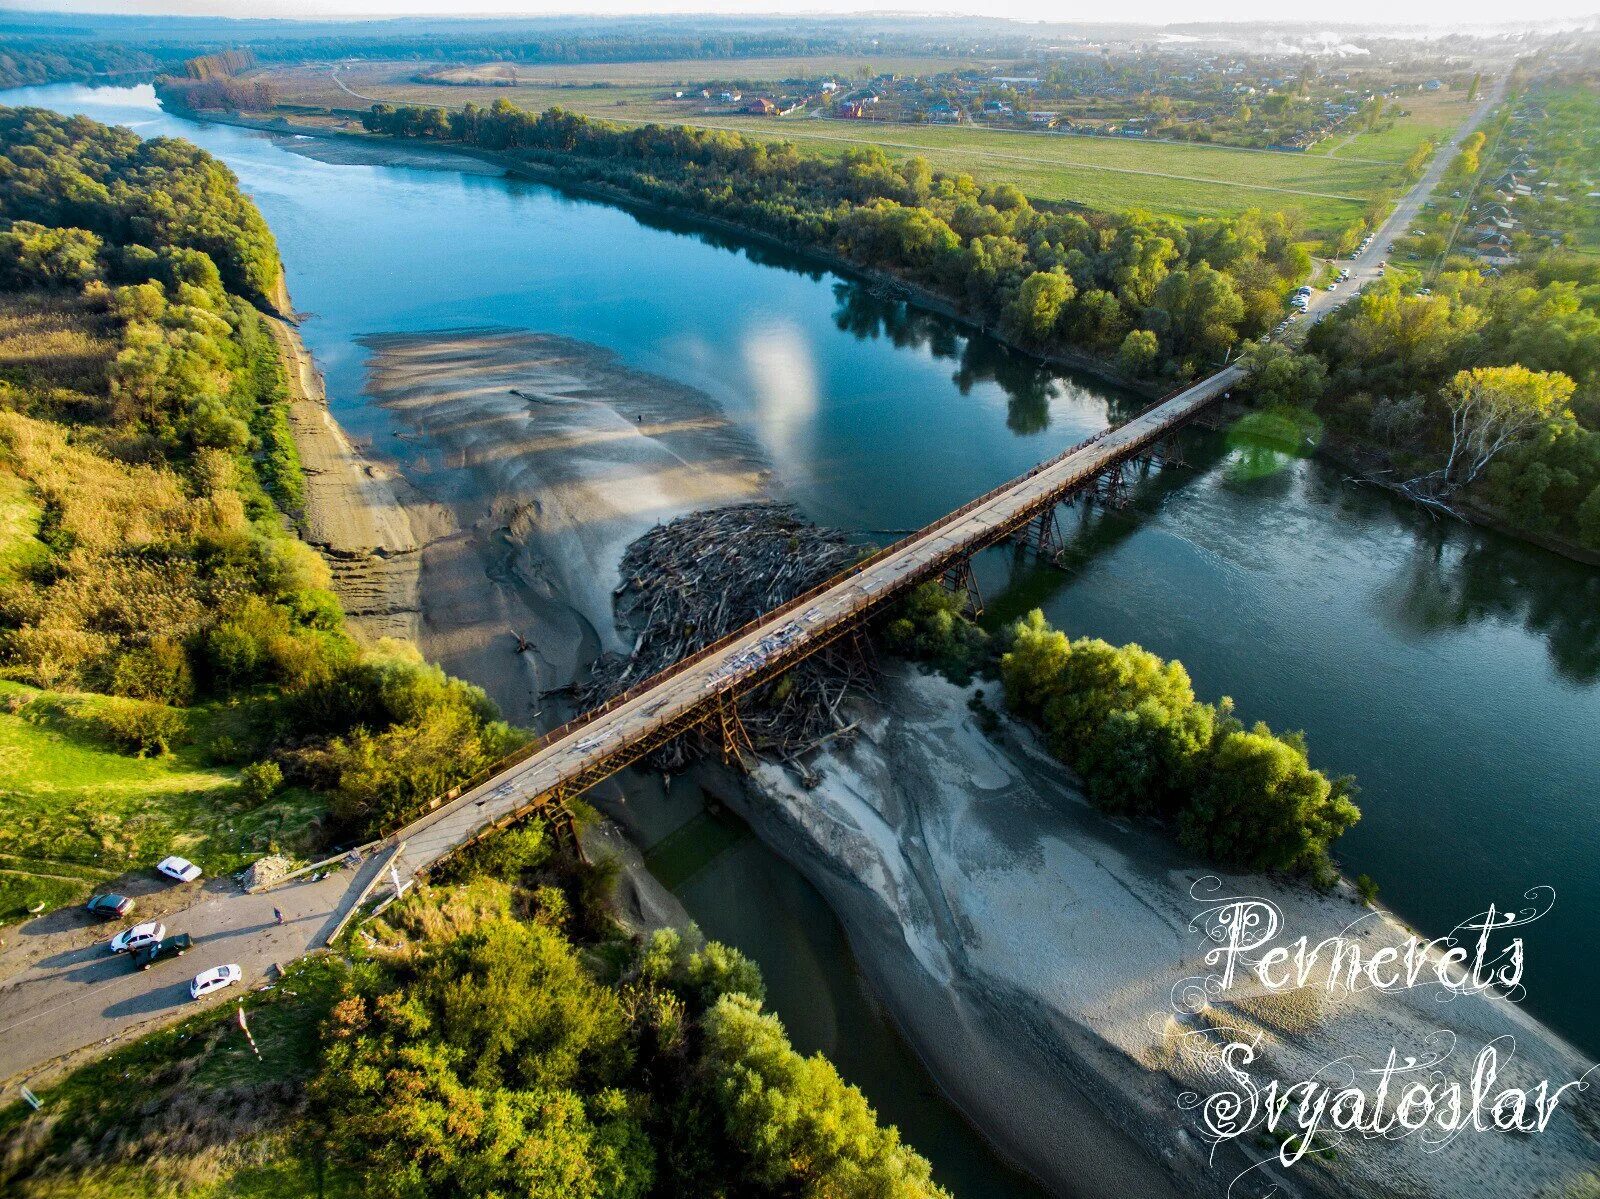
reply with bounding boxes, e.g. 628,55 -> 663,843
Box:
1382,524 -> 1600,685
829,281 -> 1127,437
739,318 -> 820,475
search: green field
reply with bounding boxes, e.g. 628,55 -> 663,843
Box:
1309,88 -> 1478,163
0,681 -> 320,921
263,59 -> 1475,238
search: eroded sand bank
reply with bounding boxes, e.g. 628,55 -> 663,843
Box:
357,328 -> 770,722
269,315 -> 424,642
729,668 -> 1600,1199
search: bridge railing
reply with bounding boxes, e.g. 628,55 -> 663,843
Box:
384,372 -> 1234,833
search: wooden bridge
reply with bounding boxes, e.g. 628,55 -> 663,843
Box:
383,362 -> 1246,881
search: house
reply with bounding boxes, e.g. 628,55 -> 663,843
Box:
744,97 -> 777,116
1027,111 -> 1060,125
716,91 -> 742,104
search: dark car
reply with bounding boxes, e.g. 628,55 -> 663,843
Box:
85,894 -> 134,921
131,933 -> 192,971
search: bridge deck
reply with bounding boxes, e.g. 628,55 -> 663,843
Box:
389,362 -> 1246,878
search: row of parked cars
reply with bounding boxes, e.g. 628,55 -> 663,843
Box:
86,855 -> 242,1000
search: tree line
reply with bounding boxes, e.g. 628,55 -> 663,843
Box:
363,99 -> 1313,382
1000,610 -> 1360,880
882,585 -> 1360,880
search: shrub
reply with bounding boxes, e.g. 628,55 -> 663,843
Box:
238,759 -> 283,805
108,635 -> 194,706
79,696 -> 187,757
881,581 -> 988,673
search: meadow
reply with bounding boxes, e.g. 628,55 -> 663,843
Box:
0,682 -> 322,920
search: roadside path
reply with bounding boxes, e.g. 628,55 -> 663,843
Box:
0,855 -> 384,1086
1292,75 -> 1507,332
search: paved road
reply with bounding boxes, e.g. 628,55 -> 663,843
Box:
0,78 -> 1506,1091
0,856 -> 385,1085
1293,75 -> 1508,334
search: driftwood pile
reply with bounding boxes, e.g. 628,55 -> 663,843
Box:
576,503 -> 874,772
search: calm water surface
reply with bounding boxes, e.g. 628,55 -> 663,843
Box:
14,83 -> 1597,1132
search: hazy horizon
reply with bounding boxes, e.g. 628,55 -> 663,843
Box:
4,2 -> 1597,30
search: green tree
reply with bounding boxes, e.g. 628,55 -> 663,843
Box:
1179,725 -> 1360,875
1005,269 -> 1075,343
1117,328 -> 1160,376
1245,343 -> 1328,408
700,994 -> 950,1198
1436,365 -> 1576,491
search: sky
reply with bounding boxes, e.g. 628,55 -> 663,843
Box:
7,0 -> 1600,25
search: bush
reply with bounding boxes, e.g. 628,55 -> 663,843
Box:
1178,725 -> 1360,875
78,696 -> 187,757
238,759 -> 283,805
1355,873 -> 1380,906
881,581 -> 988,674
108,635 -> 194,706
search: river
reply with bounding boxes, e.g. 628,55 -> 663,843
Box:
11,81 -> 1599,1192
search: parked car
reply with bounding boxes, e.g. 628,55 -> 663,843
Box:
156,856 -> 202,884
190,964 -> 242,1000
132,933 -> 193,971
85,893 -> 134,922
110,921 -> 166,955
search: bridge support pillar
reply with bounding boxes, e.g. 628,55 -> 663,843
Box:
1151,433 -> 1188,470
1095,462 -> 1129,509
941,558 -> 984,618
1013,505 -> 1066,565
544,788 -> 584,861
714,696 -> 755,770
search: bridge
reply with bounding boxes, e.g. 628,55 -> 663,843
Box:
382,362 -> 1246,882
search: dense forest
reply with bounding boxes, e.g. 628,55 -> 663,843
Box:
0,40 -> 167,91
363,100 -> 1313,382
0,107 -> 282,304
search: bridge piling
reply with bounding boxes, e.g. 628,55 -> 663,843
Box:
941,559 -> 984,618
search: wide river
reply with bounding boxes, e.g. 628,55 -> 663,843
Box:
15,82 -> 1599,1194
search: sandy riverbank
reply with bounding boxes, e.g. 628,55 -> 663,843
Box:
355,328 -> 772,723
727,667 -> 1600,1199
267,314 -> 426,642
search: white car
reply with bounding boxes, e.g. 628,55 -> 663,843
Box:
190,964 -> 242,1000
156,856 -> 202,884
109,922 -> 166,955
